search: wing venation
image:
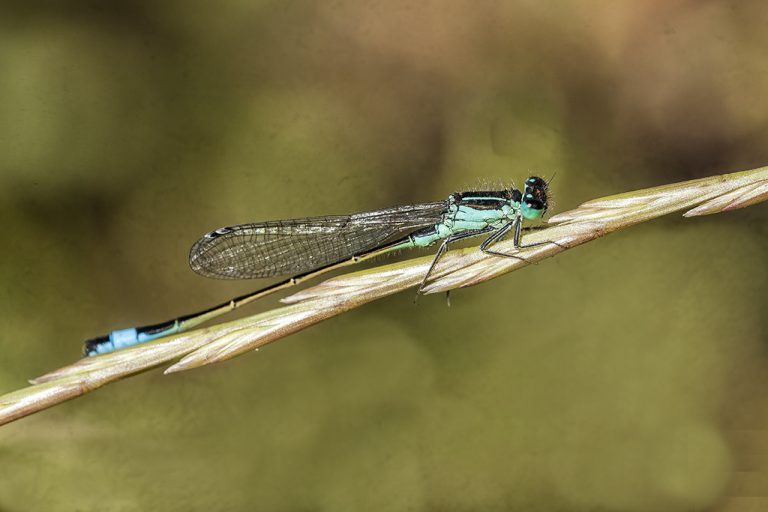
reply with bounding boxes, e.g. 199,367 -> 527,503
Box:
188,202 -> 446,279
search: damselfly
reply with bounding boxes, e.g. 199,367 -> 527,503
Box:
85,176 -> 554,356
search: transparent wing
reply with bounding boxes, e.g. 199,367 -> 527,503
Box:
189,202 -> 447,279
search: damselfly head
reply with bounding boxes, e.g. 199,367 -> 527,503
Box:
521,176 -> 548,220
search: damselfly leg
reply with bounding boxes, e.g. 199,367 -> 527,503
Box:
415,226 -> 494,297
481,218 -> 565,260
415,223 -> 564,301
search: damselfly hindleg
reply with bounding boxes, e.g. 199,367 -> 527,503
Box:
415,227 -> 494,297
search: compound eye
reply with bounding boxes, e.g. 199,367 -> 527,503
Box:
526,176 -> 546,188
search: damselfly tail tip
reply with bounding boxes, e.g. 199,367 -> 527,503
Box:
83,335 -> 109,357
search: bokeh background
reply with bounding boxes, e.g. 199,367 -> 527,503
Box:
2,1 -> 768,511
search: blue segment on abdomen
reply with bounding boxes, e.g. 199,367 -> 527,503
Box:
89,323 -> 181,355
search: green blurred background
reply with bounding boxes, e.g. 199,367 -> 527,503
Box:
1,1 -> 767,511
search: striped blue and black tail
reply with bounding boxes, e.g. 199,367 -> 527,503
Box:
83,320 -> 182,356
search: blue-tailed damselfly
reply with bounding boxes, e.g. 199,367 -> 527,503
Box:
85,176 -> 553,356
